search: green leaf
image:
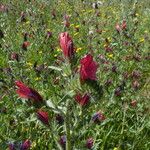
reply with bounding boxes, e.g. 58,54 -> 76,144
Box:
48,66 -> 62,71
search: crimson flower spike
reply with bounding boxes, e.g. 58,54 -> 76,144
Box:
15,80 -> 43,103
80,54 -> 98,82
59,32 -> 75,60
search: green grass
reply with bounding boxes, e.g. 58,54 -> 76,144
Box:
0,0 -> 150,149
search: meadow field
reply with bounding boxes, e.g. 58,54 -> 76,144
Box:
0,0 -> 150,149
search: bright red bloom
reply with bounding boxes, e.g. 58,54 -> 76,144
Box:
37,110 -> 49,125
80,54 -> 98,81
59,32 -> 74,59
86,138 -> 94,149
74,93 -> 90,106
20,139 -> 31,150
15,81 -> 43,103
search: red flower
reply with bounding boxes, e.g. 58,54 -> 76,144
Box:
59,32 -> 74,59
20,139 -> 31,150
22,41 -> 30,50
86,138 -> 94,149
15,81 -> 43,103
80,54 -> 98,81
74,93 -> 90,106
37,110 -> 49,125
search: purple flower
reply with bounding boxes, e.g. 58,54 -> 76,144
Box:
92,112 -> 105,123
8,143 -> 15,150
55,114 -> 64,124
86,138 -> 94,149
59,135 -> 66,149
20,139 -> 31,150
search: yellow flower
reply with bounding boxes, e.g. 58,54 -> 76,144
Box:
88,10 -> 93,13
75,25 -> 80,28
54,54 -> 58,57
76,47 -> 82,52
107,37 -> 111,42
107,54 -> 113,58
74,32 -> 79,36
56,47 -> 61,52
139,38 -> 144,42
22,127 -> 29,132
26,62 -> 33,67
70,24 -> 74,27
144,30 -> 148,33
114,147 -> 119,150
35,77 -> 41,81
25,21 -> 30,25
46,29 -> 51,32
135,13 -> 139,17
39,51 -> 42,54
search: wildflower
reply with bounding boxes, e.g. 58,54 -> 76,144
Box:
74,32 -> 79,36
132,80 -> 140,90
8,143 -> 15,150
74,93 -> 90,106
75,25 -> 79,32
131,70 -> 141,79
105,79 -> 113,86
107,53 -> 113,58
59,32 -> 74,60
22,41 -> 30,50
55,114 -> 64,124
130,100 -> 137,107
86,138 -> 94,149
20,12 -> 27,22
112,65 -> 117,73
115,20 -> 127,32
139,38 -> 144,42
76,47 -> 82,52
92,112 -> 105,123
115,23 -> 121,32
10,52 -> 19,61
37,110 -> 49,125
20,139 -> 31,150
64,14 -> 70,28
46,31 -> 52,38
15,81 -> 43,103
80,54 -> 98,81
59,135 -> 66,149
105,46 -> 112,52
114,87 -> 121,96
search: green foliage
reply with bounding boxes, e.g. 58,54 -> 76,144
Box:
0,0 -> 149,150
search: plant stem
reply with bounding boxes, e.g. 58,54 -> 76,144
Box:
65,101 -> 71,150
